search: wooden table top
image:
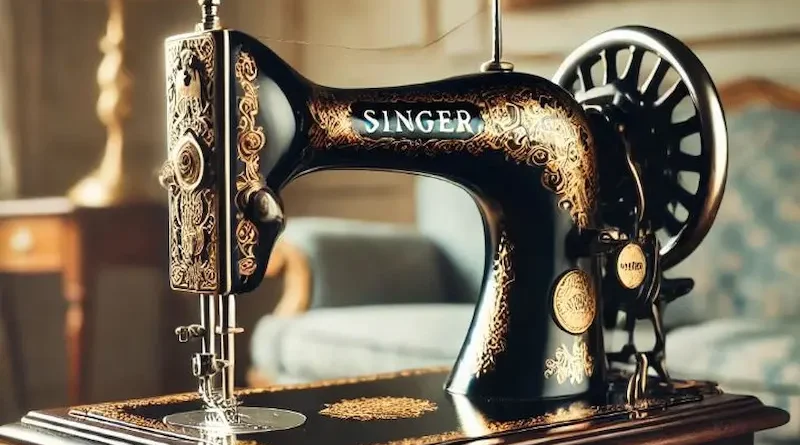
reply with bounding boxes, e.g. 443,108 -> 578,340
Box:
0,367 -> 789,445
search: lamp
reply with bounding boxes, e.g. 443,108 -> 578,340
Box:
66,0 -> 135,207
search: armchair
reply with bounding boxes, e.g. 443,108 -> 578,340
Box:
249,78 -> 799,441
247,178 -> 486,386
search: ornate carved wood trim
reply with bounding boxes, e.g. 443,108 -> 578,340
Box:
719,77 -> 800,112
265,240 -> 312,317
246,367 -> 275,388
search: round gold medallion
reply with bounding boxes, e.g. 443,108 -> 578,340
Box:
616,243 -> 647,289
552,269 -> 596,335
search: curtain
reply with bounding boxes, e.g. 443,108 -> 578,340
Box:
0,0 -> 19,199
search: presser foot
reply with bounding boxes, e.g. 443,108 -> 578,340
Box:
163,407 -> 307,435
165,294 -> 307,435
163,362 -> 307,434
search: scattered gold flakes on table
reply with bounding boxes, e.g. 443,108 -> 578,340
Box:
319,397 -> 438,421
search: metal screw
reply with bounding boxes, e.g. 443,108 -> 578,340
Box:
197,0 -> 221,31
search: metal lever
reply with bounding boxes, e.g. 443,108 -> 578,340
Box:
175,324 -> 205,343
616,124 -> 646,238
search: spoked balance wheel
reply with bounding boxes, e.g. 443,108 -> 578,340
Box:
553,26 -> 728,270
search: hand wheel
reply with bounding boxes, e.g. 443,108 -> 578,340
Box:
553,26 -> 728,270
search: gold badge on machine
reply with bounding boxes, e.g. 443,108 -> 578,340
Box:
552,269 -> 597,335
616,243 -> 647,289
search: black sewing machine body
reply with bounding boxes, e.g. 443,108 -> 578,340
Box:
161,29 -> 607,401
2,3 -> 774,444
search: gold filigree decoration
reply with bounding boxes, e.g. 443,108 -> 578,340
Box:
370,432 -> 464,445
234,51 -> 265,277
552,269 -> 596,335
472,230 -> 514,376
319,397 -> 437,421
544,336 -> 595,385
308,86 -> 597,228
164,35 -> 218,292
69,367 -> 450,432
370,402 -> 608,445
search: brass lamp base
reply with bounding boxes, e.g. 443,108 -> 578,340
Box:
68,0 -> 136,208
67,169 -> 152,208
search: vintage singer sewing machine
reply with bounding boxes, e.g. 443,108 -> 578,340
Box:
0,0 -> 790,444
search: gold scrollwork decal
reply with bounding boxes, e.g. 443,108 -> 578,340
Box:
234,51 -> 265,278
472,230 -> 514,376
308,87 -> 596,228
544,336 -> 594,385
319,397 -> 438,421
165,35 -> 218,292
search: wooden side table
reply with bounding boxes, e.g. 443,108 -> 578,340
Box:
0,197 -> 168,408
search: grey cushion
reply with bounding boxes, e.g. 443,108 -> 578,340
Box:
279,218 -> 453,307
415,177 -> 485,304
251,304 -> 656,383
250,304 -> 475,381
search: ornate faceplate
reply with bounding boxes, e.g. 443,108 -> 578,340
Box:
163,34 -> 220,293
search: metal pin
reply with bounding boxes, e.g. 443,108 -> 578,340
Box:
481,0 -> 514,72
197,0 -> 222,31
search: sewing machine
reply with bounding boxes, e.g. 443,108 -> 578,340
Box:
0,0 -> 790,444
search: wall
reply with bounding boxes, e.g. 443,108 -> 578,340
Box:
9,0 -> 799,223
7,0 -> 431,225
2,0 -> 798,411
8,0 -> 301,200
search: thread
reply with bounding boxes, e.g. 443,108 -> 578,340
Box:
254,2 -> 489,54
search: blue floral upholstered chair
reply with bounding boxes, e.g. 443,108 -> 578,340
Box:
249,78 -> 799,443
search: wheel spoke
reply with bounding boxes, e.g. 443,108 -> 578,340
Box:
655,79 -> 689,111
577,60 -> 595,91
602,48 -> 619,85
563,72 -> 579,93
672,183 -> 696,209
672,114 -> 700,139
622,46 -> 644,84
672,152 -> 702,172
662,212 -> 683,236
641,57 -> 669,100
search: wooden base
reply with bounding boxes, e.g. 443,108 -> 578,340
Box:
0,368 -> 789,445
